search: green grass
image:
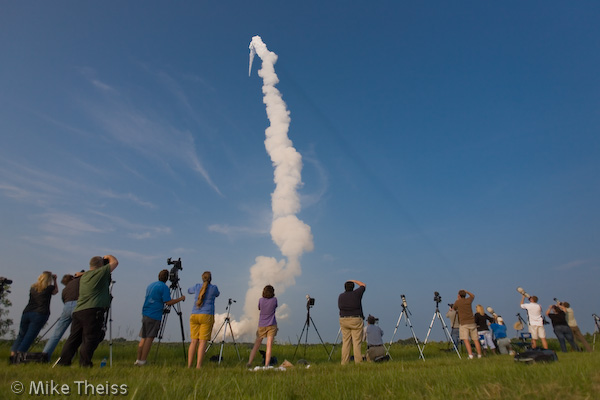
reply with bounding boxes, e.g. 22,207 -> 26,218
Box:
2,340 -> 599,399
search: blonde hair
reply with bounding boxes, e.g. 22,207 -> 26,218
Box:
196,271 -> 212,308
475,304 -> 484,315
32,271 -> 53,293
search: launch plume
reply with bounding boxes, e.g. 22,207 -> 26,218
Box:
222,36 -> 313,339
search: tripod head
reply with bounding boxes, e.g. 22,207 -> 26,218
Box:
433,292 -> 442,308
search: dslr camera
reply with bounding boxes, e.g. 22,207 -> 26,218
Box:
434,291 -> 442,304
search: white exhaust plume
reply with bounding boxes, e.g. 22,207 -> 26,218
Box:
217,36 -> 314,340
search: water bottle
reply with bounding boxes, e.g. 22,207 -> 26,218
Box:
100,357 -> 107,368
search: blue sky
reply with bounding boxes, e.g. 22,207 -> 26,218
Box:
1,1 -> 599,346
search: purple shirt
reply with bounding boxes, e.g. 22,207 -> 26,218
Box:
258,297 -> 277,327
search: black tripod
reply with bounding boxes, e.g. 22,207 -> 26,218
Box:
422,294 -> 461,359
593,314 -> 600,351
293,296 -> 330,360
206,298 -> 241,364
387,294 -> 425,361
154,280 -> 187,363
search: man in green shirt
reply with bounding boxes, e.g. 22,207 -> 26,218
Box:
57,255 -> 118,367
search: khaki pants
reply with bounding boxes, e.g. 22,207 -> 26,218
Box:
339,317 -> 363,364
571,325 -> 592,352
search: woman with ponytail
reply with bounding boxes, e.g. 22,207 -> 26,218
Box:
187,271 -> 219,368
10,271 -> 58,363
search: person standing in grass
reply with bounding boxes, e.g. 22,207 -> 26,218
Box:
187,271 -> 219,369
10,271 -> 58,363
58,254 -> 119,367
247,284 -> 278,368
453,289 -> 482,359
134,269 -> 185,366
520,294 -> 548,350
546,304 -> 579,352
446,304 -> 460,350
338,279 -> 366,365
475,304 -> 496,355
559,301 -> 592,352
42,271 -> 84,362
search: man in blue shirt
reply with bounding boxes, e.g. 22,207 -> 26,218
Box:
134,270 -> 185,366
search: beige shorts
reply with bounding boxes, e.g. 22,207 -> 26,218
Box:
529,325 -> 546,339
257,325 -> 278,339
459,323 -> 479,341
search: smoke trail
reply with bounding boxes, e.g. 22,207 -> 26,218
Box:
220,36 -> 313,339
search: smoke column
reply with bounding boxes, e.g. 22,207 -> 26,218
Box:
218,36 -> 314,339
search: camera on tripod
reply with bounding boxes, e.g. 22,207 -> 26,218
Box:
433,291 -> 442,304
167,257 -> 182,286
306,295 -> 315,309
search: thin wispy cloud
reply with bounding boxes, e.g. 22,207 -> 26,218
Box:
208,223 -> 268,236
554,260 -> 591,271
99,189 -> 156,209
92,211 -> 171,240
79,66 -> 222,196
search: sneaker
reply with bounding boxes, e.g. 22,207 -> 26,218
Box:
477,354 -> 482,359
468,354 -> 474,359
134,360 -> 146,366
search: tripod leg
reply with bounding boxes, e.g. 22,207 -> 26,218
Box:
292,322 -> 309,360
309,316 -> 333,359
328,328 -> 341,361
404,310 -> 425,361
226,317 -> 241,361
437,311 -> 461,359
387,312 -> 405,359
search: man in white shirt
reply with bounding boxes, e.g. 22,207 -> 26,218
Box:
520,295 -> 548,349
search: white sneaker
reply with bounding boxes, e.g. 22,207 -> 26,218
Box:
468,354 -> 474,359
477,354 -> 482,359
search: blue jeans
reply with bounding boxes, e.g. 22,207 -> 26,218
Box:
11,312 -> 49,353
42,301 -> 77,359
553,325 -> 579,352
451,328 -> 460,349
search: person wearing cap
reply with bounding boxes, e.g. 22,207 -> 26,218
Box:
490,316 -> 513,355
363,315 -> 385,362
338,279 -> 366,365
520,294 -> 548,350
42,271 -> 84,361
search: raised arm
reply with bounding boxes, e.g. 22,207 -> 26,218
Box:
104,254 -> 119,272
348,279 -> 366,288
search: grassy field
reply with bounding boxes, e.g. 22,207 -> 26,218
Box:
2,339 -> 599,399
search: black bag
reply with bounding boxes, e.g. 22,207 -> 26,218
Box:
514,349 -> 558,363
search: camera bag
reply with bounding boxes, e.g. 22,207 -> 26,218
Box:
514,349 -> 558,363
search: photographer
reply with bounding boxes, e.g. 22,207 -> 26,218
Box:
546,304 -> 579,352
558,301 -> 592,352
364,315 -> 385,362
134,269 -> 185,366
519,294 -> 548,350
475,305 -> 496,355
10,271 -> 58,363
42,271 -> 84,362
187,271 -> 219,369
338,279 -> 366,365
247,285 -> 278,368
57,255 -> 119,367
445,304 -> 460,350
453,289 -> 482,359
